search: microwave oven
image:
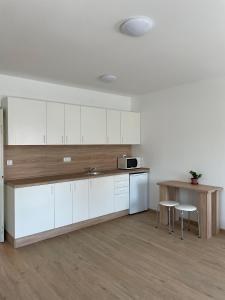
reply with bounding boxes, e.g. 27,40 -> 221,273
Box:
118,157 -> 142,169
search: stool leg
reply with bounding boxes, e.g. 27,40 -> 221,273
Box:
155,204 -> 160,228
172,207 -> 175,232
197,210 -> 201,238
168,207 -> 171,234
188,212 -> 191,231
181,210 -> 184,240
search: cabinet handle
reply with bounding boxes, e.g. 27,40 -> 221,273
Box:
81,136 -> 84,144
66,136 -> 68,144
43,135 -> 46,144
62,136 -> 64,144
121,136 -> 123,144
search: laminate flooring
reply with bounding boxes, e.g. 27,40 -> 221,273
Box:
1,211 -> 225,300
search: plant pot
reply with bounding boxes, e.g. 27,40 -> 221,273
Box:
191,178 -> 198,185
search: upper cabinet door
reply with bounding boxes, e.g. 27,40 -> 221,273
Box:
46,102 -> 65,145
121,112 -> 140,144
81,107 -> 106,144
7,97 -> 46,145
65,104 -> 81,145
107,110 -> 121,144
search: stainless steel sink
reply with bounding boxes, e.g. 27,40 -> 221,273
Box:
88,171 -> 102,176
87,168 -> 103,176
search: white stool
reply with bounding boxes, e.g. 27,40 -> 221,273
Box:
175,204 -> 200,240
155,201 -> 179,234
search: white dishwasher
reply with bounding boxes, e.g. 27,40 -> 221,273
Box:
129,172 -> 148,214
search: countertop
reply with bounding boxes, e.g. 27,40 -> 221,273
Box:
157,180 -> 223,193
6,168 -> 150,188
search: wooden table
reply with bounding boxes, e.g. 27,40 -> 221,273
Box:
157,181 -> 223,239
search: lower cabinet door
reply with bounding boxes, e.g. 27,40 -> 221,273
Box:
114,193 -> 129,212
73,179 -> 89,223
89,176 -> 114,219
54,182 -> 73,228
15,184 -> 54,238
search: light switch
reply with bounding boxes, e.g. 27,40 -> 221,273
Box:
63,157 -> 72,163
7,160 -> 13,166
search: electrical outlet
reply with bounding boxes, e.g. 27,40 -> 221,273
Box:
63,157 -> 72,163
7,160 -> 13,166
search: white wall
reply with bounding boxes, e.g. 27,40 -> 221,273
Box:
0,74 -> 131,110
133,77 -> 225,229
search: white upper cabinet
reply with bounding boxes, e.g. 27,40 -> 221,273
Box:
81,107 -> 107,144
46,102 -> 65,145
65,104 -> 81,145
73,179 -> 89,223
54,182 -> 73,228
5,97 -> 46,145
121,111 -> 140,144
107,110 -> 121,144
3,97 -> 141,145
89,176 -> 114,219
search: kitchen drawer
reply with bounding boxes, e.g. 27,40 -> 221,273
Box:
114,181 -> 129,189
114,187 -> 129,195
114,174 -> 129,182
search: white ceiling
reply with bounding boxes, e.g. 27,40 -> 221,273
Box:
1,0 -> 225,96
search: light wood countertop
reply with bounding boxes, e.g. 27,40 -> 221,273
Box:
6,168 -> 150,188
157,180 -> 223,193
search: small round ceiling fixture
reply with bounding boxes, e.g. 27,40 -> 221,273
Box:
119,16 -> 154,37
99,74 -> 117,83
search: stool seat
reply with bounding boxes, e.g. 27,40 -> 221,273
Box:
175,204 -> 197,212
160,201 -> 179,207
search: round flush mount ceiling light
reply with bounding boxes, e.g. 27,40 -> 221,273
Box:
119,16 -> 154,37
99,74 -> 117,83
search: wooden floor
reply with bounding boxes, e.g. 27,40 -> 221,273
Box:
1,211 -> 225,300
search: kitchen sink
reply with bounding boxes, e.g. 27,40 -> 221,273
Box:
88,171 -> 103,176
86,168 -> 103,176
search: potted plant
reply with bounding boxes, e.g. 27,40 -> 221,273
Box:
189,171 -> 202,185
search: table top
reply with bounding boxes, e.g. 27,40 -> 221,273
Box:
157,180 -> 223,193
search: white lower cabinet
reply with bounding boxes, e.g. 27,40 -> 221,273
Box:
9,174 -> 131,240
15,184 -> 54,238
73,179 -> 89,223
114,193 -> 129,212
54,182 -> 73,228
89,176 -> 114,219
114,174 -> 129,212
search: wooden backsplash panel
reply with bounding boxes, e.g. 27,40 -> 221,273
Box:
4,145 -> 132,180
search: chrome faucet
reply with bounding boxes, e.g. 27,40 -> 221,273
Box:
88,167 -> 96,174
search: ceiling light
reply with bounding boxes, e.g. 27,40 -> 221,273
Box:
99,74 -> 117,83
119,16 -> 154,37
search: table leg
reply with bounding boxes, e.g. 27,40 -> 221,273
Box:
198,192 -> 212,239
212,191 -> 220,235
160,186 -> 169,225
